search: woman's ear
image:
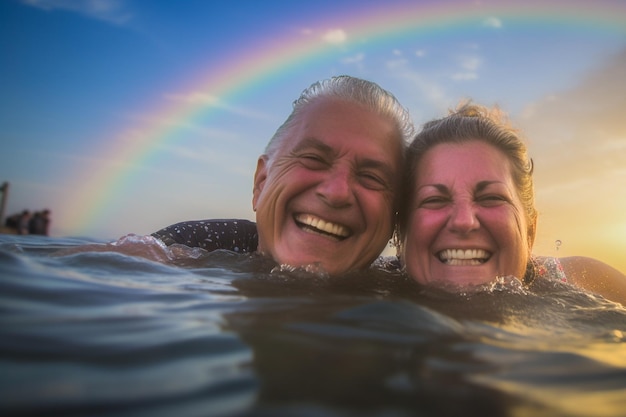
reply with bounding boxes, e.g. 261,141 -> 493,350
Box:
252,155 -> 269,211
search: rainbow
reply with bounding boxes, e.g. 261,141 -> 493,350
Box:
67,0 -> 626,235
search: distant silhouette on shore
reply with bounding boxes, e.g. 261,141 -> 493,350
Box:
0,182 -> 51,236
3,209 -> 51,236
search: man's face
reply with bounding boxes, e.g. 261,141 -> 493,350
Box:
252,98 -> 403,275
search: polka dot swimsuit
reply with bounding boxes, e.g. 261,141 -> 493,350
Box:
152,219 -> 258,253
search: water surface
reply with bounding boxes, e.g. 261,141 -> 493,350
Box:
1,235 -> 625,417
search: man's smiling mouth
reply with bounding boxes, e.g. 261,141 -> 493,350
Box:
294,214 -> 350,240
437,249 -> 491,266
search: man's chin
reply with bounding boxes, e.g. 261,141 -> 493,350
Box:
274,251 -> 355,276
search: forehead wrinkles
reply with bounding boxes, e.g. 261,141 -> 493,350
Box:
419,144 -> 514,183
292,137 -> 333,155
293,137 -> 398,182
416,180 -> 514,198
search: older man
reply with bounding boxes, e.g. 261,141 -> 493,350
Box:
153,76 -> 414,275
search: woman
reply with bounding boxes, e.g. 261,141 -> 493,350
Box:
396,102 -> 626,305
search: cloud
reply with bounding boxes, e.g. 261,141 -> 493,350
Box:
520,48 -> 626,268
322,29 -> 347,44
521,48 -> 626,160
20,0 -> 133,25
299,27 -> 347,45
385,57 -> 408,70
483,16 -> 503,28
381,49 -> 409,68
460,55 -> 482,71
341,53 -> 365,64
385,60 -> 449,112
451,55 -> 482,81
450,72 -> 478,81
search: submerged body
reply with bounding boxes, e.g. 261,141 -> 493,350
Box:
2,235 -> 626,417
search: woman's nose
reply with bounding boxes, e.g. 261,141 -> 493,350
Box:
448,201 -> 479,234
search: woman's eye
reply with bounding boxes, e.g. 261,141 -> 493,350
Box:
477,194 -> 508,205
419,196 -> 448,208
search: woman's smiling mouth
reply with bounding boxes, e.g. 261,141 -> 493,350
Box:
437,249 -> 491,266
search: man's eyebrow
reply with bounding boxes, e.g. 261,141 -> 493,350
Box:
291,137 -> 334,155
359,157 -> 396,182
291,137 -> 397,182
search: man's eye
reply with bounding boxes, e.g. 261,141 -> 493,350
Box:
359,172 -> 387,190
298,154 -> 328,169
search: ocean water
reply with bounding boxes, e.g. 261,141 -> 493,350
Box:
1,235 -> 625,417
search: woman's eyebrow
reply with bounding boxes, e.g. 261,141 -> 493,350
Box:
416,183 -> 449,194
476,180 -> 506,192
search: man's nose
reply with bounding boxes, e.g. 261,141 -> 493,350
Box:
316,167 -> 354,208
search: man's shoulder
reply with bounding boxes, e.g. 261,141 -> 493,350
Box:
151,218 -> 258,253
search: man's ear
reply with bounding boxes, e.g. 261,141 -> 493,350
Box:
252,155 -> 269,211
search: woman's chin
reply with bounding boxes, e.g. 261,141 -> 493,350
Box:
424,273 -> 498,291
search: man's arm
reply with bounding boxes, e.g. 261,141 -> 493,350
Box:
151,219 -> 259,254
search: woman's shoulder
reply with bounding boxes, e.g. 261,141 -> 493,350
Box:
551,256 -> 626,305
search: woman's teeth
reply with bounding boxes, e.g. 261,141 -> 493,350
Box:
437,249 -> 490,265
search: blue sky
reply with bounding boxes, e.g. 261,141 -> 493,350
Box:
1,0 -> 625,271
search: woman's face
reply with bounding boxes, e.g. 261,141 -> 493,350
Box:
402,140 -> 532,287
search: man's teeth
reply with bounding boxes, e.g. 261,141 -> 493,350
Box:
438,249 -> 490,266
295,214 -> 349,238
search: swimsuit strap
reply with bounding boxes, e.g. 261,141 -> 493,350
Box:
533,256 -> 567,283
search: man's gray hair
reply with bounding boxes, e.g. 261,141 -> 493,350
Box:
264,75 -> 414,159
